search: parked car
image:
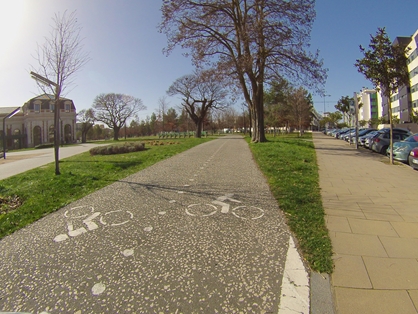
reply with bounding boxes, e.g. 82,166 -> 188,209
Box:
333,128 -> 348,138
408,147 -> 418,170
364,131 -> 380,148
371,131 -> 410,154
345,128 -> 376,143
336,128 -> 353,139
353,129 -> 377,145
388,133 -> 418,163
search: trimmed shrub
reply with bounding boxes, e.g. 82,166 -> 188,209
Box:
89,142 -> 146,156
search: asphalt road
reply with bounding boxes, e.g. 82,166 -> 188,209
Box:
0,136 -> 307,313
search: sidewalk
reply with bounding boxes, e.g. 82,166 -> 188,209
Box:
0,143 -> 105,180
313,132 -> 418,314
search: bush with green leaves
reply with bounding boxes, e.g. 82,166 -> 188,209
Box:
89,142 -> 145,156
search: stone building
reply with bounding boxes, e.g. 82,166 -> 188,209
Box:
0,94 -> 76,150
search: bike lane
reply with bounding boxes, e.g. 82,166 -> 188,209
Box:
0,135 -> 307,313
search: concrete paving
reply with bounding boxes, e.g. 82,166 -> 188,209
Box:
313,132 -> 418,314
0,135 -> 310,313
0,143 -> 106,180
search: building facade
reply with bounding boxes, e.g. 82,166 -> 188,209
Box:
357,88 -> 380,125
0,94 -> 76,150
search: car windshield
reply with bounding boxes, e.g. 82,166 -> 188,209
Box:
404,134 -> 418,142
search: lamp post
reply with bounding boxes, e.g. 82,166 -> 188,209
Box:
323,93 -> 331,116
2,107 -> 21,159
30,71 -> 61,175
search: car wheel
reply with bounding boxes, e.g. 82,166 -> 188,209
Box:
381,146 -> 388,155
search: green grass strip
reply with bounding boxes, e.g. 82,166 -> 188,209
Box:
248,133 -> 333,273
0,137 -> 213,239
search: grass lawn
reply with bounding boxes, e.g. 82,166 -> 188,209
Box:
248,133 -> 333,273
0,133 -> 333,273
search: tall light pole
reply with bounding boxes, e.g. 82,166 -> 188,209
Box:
30,71 -> 61,175
323,93 -> 331,116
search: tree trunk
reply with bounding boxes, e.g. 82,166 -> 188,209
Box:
251,88 -> 267,143
195,119 -> 203,138
113,127 -> 121,141
81,132 -> 87,143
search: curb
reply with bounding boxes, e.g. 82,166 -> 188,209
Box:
310,272 -> 336,314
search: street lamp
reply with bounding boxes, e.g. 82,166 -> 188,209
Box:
323,93 -> 331,116
30,71 -> 61,175
2,107 -> 21,159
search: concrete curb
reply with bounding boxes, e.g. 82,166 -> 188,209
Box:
310,272 -> 335,314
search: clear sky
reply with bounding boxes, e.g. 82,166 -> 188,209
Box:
1,0 -> 417,119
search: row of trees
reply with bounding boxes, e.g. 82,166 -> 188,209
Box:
78,74 -> 316,142
264,79 -> 314,134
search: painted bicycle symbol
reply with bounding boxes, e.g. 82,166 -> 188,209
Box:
185,194 -> 264,220
54,205 -> 133,242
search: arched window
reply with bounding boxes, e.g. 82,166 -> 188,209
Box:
33,126 -> 42,147
64,124 -> 72,144
13,129 -> 21,149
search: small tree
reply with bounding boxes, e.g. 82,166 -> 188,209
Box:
77,109 -> 95,143
288,87 -> 313,135
355,27 -> 410,164
31,10 -> 90,175
92,93 -> 146,140
335,96 -> 352,124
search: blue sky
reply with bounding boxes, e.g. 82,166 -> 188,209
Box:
1,0 -> 417,119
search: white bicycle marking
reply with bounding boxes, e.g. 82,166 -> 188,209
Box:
185,194 -> 265,220
64,205 -> 94,219
54,207 -> 134,242
231,206 -> 264,220
186,204 -> 217,217
99,210 -> 134,226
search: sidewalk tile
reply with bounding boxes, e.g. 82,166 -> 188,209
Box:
330,232 -> 387,257
348,218 -> 398,237
380,237 -> 418,258
326,216 -> 351,233
357,204 -> 398,215
323,200 -> 362,211
337,195 -> 374,203
391,222 -> 418,238
326,209 -> 366,219
331,254 -> 372,288
334,288 -> 417,314
364,256 -> 418,289
363,212 -> 404,222
408,290 -> 418,310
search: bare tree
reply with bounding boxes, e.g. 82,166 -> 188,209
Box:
288,87 -> 313,135
160,0 -> 326,142
167,69 -> 229,137
92,93 -> 146,140
77,109 -> 95,143
31,10 -> 90,175
157,96 -> 170,132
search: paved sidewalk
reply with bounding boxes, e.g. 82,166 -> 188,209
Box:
313,132 -> 418,314
0,143 -> 106,180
